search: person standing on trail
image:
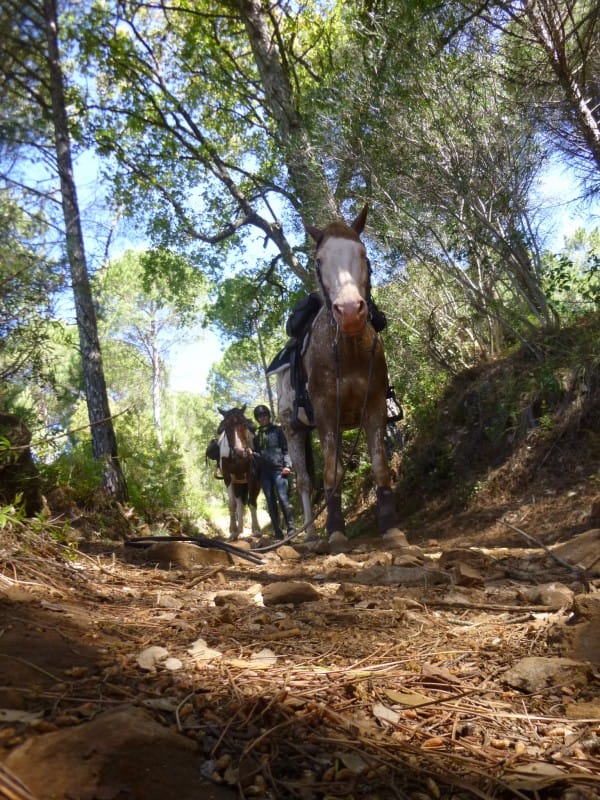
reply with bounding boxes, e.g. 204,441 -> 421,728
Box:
252,405 -> 296,541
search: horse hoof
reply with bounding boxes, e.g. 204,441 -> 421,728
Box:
382,528 -> 409,546
382,529 -> 425,564
393,547 -> 425,566
328,531 -> 351,553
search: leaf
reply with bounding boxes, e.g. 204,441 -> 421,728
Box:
423,737 -> 445,748
372,702 -> 400,725
136,645 -> 169,671
249,648 -> 277,666
0,709 -> 43,723
507,762 -> 566,790
383,688 -> 432,706
336,751 -> 369,774
142,698 -> 179,711
187,637 -> 222,661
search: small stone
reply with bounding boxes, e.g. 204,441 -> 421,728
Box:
262,581 -> 320,606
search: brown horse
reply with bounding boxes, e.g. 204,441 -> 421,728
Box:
278,205 -> 401,539
217,406 -> 261,540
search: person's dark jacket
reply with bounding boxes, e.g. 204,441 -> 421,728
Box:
253,424 -> 292,472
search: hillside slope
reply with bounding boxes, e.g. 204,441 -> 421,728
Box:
390,312 -> 600,548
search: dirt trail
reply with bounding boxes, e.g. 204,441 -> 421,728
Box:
2,522 -> 600,799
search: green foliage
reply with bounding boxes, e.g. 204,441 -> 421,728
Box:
397,312 -> 600,511
96,248 -> 206,339
542,228 -> 600,318
206,266 -> 295,343
0,499 -> 25,529
4,0 -> 600,528
43,441 -> 103,504
374,282 -> 455,416
0,191 -> 65,390
122,434 -> 187,517
207,339 -> 275,410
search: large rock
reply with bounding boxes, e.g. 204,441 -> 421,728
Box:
548,594 -> 600,665
551,529 -> 600,575
501,656 -> 593,693
144,541 -> 231,569
4,706 -> 235,800
262,581 -> 321,605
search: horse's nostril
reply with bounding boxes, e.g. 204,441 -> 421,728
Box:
333,300 -> 366,317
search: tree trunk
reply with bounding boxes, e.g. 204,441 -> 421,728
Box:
150,315 -> 163,447
42,0 -> 128,501
231,0 -> 339,225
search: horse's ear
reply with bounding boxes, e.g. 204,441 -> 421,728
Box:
351,204 -> 369,235
305,224 -> 323,244
218,407 -> 225,416
241,403 -> 246,414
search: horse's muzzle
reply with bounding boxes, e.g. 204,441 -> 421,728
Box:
332,299 -> 368,336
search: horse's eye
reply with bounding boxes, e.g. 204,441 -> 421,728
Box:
316,258 -> 322,269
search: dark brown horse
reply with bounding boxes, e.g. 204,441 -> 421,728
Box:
278,205 -> 401,539
217,406 -> 261,540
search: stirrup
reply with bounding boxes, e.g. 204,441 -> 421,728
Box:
292,391 -> 315,430
292,400 -> 315,431
386,386 -> 403,423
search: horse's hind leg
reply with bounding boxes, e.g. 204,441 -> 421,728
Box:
235,495 -> 245,538
247,479 -> 261,535
277,370 -> 316,538
227,485 -> 240,540
249,503 -> 261,535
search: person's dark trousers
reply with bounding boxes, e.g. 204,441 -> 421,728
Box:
274,471 -> 294,533
259,471 -> 294,539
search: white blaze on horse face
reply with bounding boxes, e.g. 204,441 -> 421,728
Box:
318,237 -> 369,336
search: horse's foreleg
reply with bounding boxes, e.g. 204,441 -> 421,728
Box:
325,489 -> 345,535
298,487 -> 315,539
278,380 -> 316,537
321,430 -> 346,536
366,423 -> 401,536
